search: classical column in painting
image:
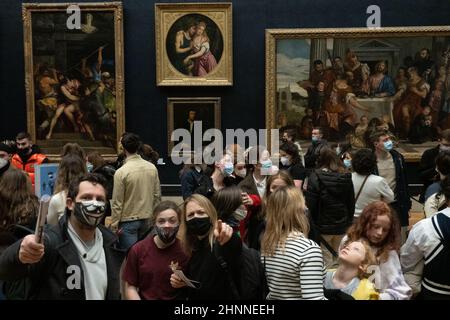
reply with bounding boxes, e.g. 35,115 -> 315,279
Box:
310,39 -> 328,72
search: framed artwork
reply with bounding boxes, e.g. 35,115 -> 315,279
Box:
167,97 -> 221,155
34,163 -> 59,199
155,3 -> 232,86
266,26 -> 450,161
22,2 -> 125,160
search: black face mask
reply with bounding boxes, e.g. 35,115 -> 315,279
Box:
186,217 -> 211,236
155,225 -> 179,244
18,147 -> 31,158
73,200 -> 106,228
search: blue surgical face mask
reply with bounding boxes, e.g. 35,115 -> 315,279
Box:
383,140 -> 393,152
343,159 -> 352,168
260,159 -> 273,176
87,162 -> 94,173
312,136 -> 319,143
223,163 -> 234,176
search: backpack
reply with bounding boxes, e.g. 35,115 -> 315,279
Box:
214,243 -> 267,300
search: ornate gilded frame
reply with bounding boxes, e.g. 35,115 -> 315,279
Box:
266,26 -> 450,162
167,97 -> 221,154
22,2 -> 125,160
155,3 -> 232,86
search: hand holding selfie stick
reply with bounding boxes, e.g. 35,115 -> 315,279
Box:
35,194 -> 51,244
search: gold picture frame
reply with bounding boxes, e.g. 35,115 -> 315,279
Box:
22,2 -> 125,160
155,3 -> 232,86
167,97 -> 221,155
266,26 -> 450,162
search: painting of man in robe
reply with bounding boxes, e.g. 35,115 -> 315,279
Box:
276,36 -> 450,147
31,11 -> 118,155
166,13 -> 223,77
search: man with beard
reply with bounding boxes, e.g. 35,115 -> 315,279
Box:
0,174 -> 124,299
369,61 -> 396,97
11,132 -> 48,188
414,48 -> 434,83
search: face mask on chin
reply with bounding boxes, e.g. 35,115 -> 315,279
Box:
233,208 -> 248,221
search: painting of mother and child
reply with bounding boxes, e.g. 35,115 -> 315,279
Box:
166,14 -> 223,77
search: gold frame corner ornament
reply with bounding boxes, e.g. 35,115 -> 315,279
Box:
155,2 -> 232,86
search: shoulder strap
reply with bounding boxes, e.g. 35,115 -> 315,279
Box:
355,175 -> 370,203
213,242 -> 241,299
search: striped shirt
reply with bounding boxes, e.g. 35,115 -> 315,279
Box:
262,232 -> 326,300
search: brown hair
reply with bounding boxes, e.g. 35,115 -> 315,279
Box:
344,201 -> 400,263
61,143 -> 86,160
261,186 -> 310,256
151,201 -> 182,225
0,168 -> 38,230
87,151 -> 105,170
317,147 -> 346,173
54,155 -> 88,194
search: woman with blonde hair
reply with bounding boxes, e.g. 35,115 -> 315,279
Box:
261,186 -> 325,300
324,239 -> 379,300
47,155 -> 87,225
170,194 -> 242,300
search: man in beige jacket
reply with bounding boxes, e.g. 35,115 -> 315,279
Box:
111,132 -> 161,250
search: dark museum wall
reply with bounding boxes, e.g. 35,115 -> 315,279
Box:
1,0 -> 449,188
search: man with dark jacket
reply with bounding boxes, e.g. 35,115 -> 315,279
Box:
11,132 -> 48,188
304,127 -> 329,170
418,129 -> 450,203
0,173 -> 124,300
371,130 -> 412,244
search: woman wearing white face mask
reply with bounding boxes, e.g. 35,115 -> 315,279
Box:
211,186 -> 247,238
279,142 -> 307,189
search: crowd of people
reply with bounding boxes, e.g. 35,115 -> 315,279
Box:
1,126 -> 450,300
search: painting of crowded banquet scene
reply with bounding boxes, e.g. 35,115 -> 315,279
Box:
23,3 -> 124,158
266,27 -> 450,160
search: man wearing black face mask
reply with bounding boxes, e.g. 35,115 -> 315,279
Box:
122,201 -> 189,300
0,174 -> 124,300
11,132 -> 48,189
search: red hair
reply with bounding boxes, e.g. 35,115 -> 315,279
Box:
345,201 -> 400,263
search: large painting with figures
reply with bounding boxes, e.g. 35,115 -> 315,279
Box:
266,27 -> 450,161
155,2 -> 232,86
22,2 -> 125,159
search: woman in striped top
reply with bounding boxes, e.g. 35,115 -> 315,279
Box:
261,186 -> 326,300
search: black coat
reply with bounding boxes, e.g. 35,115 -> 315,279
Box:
0,214 -> 125,300
418,145 -> 440,203
304,169 -> 355,235
304,140 -> 329,170
187,234 -> 242,300
374,150 -> 412,226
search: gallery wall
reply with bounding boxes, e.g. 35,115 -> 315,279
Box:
1,0 -> 449,187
